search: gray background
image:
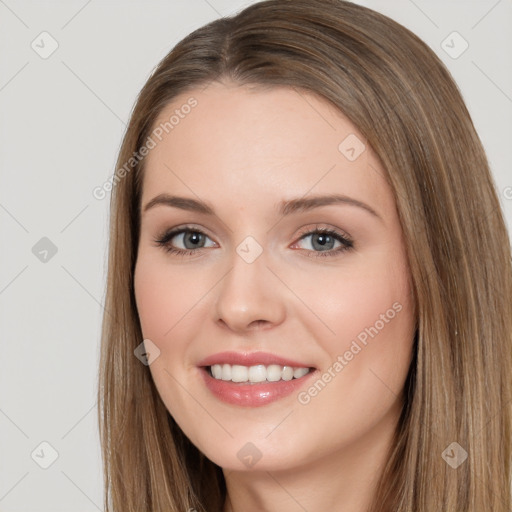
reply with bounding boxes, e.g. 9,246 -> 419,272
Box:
0,1 -> 510,510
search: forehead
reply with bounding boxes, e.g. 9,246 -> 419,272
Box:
141,82 -> 393,216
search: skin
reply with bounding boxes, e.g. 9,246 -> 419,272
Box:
134,81 -> 416,512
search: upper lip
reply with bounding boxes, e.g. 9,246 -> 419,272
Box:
197,351 -> 314,369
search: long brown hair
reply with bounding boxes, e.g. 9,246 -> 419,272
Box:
97,1 -> 512,510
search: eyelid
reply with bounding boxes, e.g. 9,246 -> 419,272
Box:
155,224 -> 216,247
295,223 -> 353,242
291,225 -> 354,256
153,223 -> 354,258
156,222 -> 352,241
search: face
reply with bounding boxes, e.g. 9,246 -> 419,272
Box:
134,81 -> 416,472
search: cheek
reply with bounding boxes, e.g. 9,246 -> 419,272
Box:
333,270 -> 411,356
282,265 -> 414,463
134,255 -> 204,340
293,250 -> 413,356
133,257 -> 201,415
298,246 -> 415,402
134,263 -> 168,339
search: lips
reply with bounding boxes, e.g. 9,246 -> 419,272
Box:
197,351 -> 312,368
197,351 -> 317,407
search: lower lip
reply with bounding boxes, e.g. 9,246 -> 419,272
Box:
199,367 -> 317,407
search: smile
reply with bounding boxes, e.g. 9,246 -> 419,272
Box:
197,352 -> 318,407
208,363 -> 311,383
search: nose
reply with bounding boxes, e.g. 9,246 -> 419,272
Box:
213,247 -> 286,334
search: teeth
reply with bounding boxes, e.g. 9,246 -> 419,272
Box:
248,365 -> 267,383
267,364 -> 282,382
293,367 -> 309,378
211,364 -> 223,379
209,363 -> 311,383
231,365 -> 248,382
282,366 -> 294,381
221,363 -> 231,381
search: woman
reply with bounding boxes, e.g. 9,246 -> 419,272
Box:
97,1 -> 512,511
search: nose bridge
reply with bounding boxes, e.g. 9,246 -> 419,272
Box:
213,234 -> 285,331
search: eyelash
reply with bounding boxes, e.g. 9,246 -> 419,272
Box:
153,225 -> 354,259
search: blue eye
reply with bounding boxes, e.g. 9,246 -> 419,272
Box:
153,225 -> 354,258
293,227 -> 353,257
154,227 -> 214,256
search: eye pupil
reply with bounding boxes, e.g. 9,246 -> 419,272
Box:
312,233 -> 334,250
185,232 -> 204,248
317,234 -> 328,245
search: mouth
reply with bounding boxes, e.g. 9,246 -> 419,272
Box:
206,363 -> 314,384
197,352 -> 318,407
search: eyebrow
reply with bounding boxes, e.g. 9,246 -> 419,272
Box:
142,193 -> 383,222
142,193 -> 382,220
